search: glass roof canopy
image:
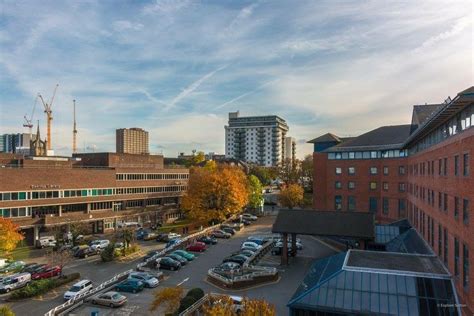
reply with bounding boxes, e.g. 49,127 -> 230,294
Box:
288,252 -> 459,316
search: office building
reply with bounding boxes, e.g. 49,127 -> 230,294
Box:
0,133 -> 36,154
224,111 -> 289,166
0,152 -> 188,246
309,86 -> 473,313
116,128 -> 149,154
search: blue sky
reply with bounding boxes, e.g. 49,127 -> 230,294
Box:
0,0 -> 472,158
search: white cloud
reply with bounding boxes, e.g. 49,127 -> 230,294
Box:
415,16 -> 471,52
112,20 -> 144,32
143,0 -> 190,15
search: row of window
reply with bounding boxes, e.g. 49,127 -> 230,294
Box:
410,153 -> 469,177
333,195 -> 406,215
410,206 -> 470,289
116,173 -> 189,181
335,166 -> 406,176
328,149 -> 408,160
335,181 -> 406,192
0,207 -> 31,218
0,186 -> 188,201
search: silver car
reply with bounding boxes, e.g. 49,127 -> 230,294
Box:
91,291 -> 127,308
128,272 -> 159,288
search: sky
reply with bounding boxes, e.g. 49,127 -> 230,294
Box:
0,0 -> 472,158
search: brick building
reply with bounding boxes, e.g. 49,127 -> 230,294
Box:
0,152 -> 188,246
309,86 -> 473,314
116,128 -> 149,154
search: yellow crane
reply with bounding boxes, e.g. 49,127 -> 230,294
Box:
38,84 -> 59,151
72,99 -> 77,154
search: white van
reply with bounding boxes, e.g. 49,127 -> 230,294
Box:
64,279 -> 93,300
0,273 -> 31,293
36,236 -> 57,248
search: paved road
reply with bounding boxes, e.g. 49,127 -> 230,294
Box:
70,215 -> 337,315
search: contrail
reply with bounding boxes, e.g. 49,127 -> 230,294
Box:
214,79 -> 279,110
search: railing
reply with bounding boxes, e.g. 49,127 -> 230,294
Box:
44,269 -> 133,316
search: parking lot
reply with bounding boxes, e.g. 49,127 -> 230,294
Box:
68,215 -> 337,315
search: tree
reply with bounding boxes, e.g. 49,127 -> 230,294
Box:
202,296 -> 236,315
182,166 -> 249,222
120,227 -> 134,249
0,218 -> 24,256
45,249 -> 73,277
241,298 -> 276,316
0,305 -> 15,316
278,184 -> 304,209
300,154 -> 313,193
278,158 -> 299,185
249,166 -> 273,186
149,286 -> 184,314
248,175 -> 263,209
202,296 -> 276,316
191,151 -> 206,166
69,222 -> 89,245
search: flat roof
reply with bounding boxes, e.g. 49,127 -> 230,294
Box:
272,209 -> 375,239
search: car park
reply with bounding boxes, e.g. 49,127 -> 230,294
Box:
247,237 -> 265,245
167,253 -> 188,265
143,250 -> 161,262
197,236 -> 217,245
241,245 -> 259,252
90,240 -> 110,251
91,291 -> 127,308
157,257 -> 181,271
221,227 -> 236,235
223,255 -> 248,265
64,280 -> 93,300
36,236 -> 57,249
271,246 -> 296,256
0,261 -> 26,274
186,242 -> 207,252
232,249 -> 255,258
136,230 -> 157,241
215,262 -> 241,274
23,263 -> 48,274
211,230 -> 231,239
115,279 -> 144,293
275,241 -> 303,250
128,272 -> 159,288
76,247 -> 98,259
241,241 -> 262,250
166,238 -> 182,248
72,245 -> 89,257
171,250 -> 195,261
32,265 -> 62,280
242,213 -> 258,221
0,272 -> 31,293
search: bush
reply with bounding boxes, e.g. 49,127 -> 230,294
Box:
101,244 -> 115,262
186,288 -> 204,301
122,244 -> 140,256
178,295 -> 197,313
9,273 -> 80,300
55,273 -> 80,287
0,305 -> 15,316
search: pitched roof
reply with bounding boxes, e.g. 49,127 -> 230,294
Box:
411,104 -> 443,127
385,228 -> 434,255
325,125 -> 412,151
272,209 -> 375,239
307,133 -> 341,143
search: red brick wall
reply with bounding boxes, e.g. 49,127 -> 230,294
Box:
407,128 -> 473,314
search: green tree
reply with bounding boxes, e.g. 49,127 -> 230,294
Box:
300,154 -> 313,193
248,175 -> 263,209
278,184 -> 304,209
249,166 -> 273,186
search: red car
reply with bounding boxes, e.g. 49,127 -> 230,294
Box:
186,242 -> 207,252
32,265 -> 62,280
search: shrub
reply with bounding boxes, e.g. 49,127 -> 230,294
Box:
101,244 -> 115,262
178,295 -> 197,313
186,288 -> 204,301
0,305 -> 15,316
55,273 -> 80,287
9,273 -> 80,300
123,244 -> 140,256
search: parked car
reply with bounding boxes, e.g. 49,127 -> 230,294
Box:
167,253 -> 188,265
211,230 -> 231,239
64,279 -> 93,300
32,265 -> 62,280
115,279 -> 144,293
241,246 -> 259,253
232,249 -> 255,258
136,230 -> 157,241
241,241 -> 262,250
76,247 -> 99,259
215,262 -> 241,274
157,257 -> 181,271
186,242 -> 207,252
91,291 -> 127,307
155,233 -> 168,242
128,272 -> 159,288
275,241 -> 303,250
247,237 -> 265,245
221,227 -> 236,235
232,218 -> 250,226
0,261 -> 25,274
143,250 -> 161,262
0,272 -> 31,293
72,245 -> 89,257
171,250 -> 195,261
166,238 -> 182,248
271,246 -> 296,256
197,236 -> 217,245
36,236 -> 57,249
114,242 -> 125,250
242,213 -> 258,221
222,255 -> 248,265
90,240 -> 110,251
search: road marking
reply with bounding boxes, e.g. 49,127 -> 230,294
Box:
177,277 -> 189,286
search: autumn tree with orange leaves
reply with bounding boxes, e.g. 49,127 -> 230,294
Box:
278,183 -> 304,209
182,166 -> 249,222
202,296 -> 276,316
0,218 -> 24,256
149,286 -> 184,314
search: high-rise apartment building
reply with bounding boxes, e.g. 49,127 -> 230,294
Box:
224,111 -> 289,166
284,136 -> 296,164
0,133 -> 36,154
116,128 -> 149,154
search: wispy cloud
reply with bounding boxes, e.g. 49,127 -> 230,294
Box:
414,16 -> 471,52
143,0 -> 190,15
113,20 -> 144,32
214,79 -> 278,110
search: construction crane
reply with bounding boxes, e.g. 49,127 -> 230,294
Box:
23,95 -> 39,138
72,99 -> 78,154
38,84 -> 59,151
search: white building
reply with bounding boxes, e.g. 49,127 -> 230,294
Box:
284,136 -> 296,164
224,111 -> 289,166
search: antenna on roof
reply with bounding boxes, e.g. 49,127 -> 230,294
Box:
444,96 -> 452,105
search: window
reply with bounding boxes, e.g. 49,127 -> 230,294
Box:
455,238 -> 460,277
398,199 -> 406,217
463,153 -> 470,176
455,197 -> 460,219
347,196 -> 356,211
399,166 -> 405,175
370,182 -> 377,190
454,155 -> 459,176
370,167 -> 377,175
348,167 -> 355,175
383,166 -> 389,175
398,183 -> 406,192
438,192 -> 442,210
444,228 -> 448,265
369,197 -> 378,213
335,181 -> 342,189
383,182 -> 388,191
383,197 -> 389,214
463,243 -> 470,288
463,199 -> 470,225
439,159 -> 442,175
444,193 -> 448,212
335,167 -> 342,175
348,181 -> 355,190
443,158 -> 448,176
370,151 -> 377,159
334,195 -> 342,211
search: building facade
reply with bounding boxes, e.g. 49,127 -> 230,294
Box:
0,152 -> 188,246
310,86 -> 473,313
284,136 -> 296,164
224,111 -> 289,167
116,128 -> 149,154
0,133 -> 36,153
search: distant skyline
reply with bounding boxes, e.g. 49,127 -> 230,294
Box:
0,0 -> 472,158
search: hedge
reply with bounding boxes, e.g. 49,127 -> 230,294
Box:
9,273 -> 80,300
186,288 -> 204,301
177,296 -> 196,314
